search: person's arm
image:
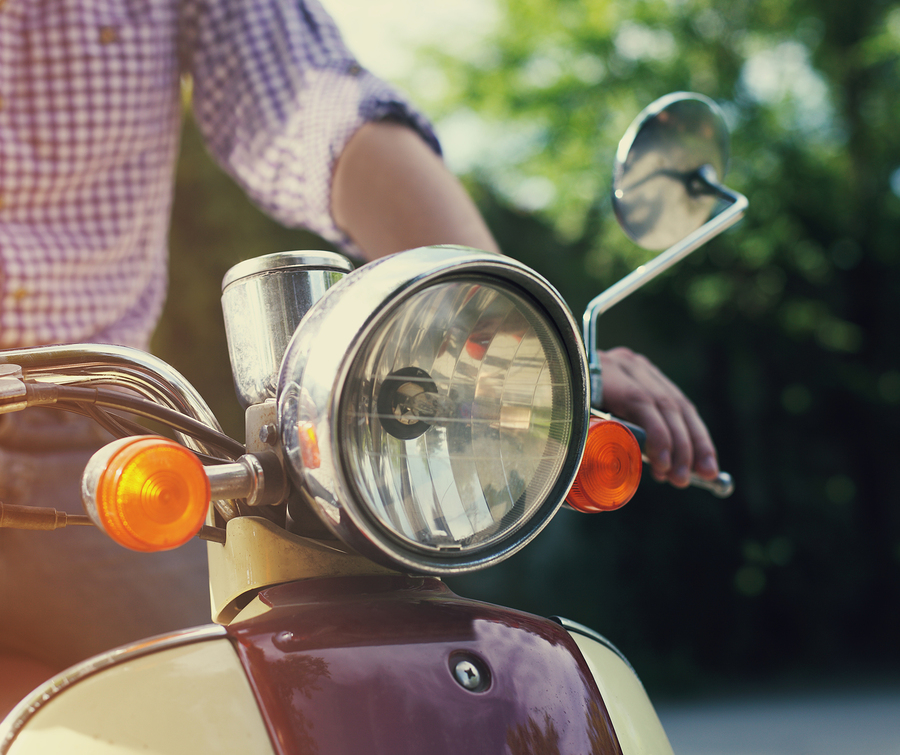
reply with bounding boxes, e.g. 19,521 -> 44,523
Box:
331,121 -> 719,488
332,121 -> 499,258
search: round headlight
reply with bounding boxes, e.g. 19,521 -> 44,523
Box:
278,246 -> 588,574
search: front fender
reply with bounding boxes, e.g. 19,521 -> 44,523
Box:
227,575 -> 622,754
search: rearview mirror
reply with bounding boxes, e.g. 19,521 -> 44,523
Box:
584,92 -> 748,409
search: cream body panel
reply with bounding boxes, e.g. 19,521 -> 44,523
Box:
4,637 -> 274,755
569,629 -> 674,755
208,515 -> 396,623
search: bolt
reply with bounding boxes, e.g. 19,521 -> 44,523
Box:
259,423 -> 278,446
453,659 -> 481,690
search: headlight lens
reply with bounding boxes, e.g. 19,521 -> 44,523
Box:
278,246 -> 589,573
343,279 -> 574,554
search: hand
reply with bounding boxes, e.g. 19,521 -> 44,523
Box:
598,347 -> 719,488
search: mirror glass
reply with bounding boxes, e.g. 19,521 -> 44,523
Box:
612,92 -> 730,250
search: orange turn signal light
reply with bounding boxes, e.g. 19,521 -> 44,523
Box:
83,436 -> 210,552
566,419 -> 642,513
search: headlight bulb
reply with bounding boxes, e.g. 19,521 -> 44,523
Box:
377,367 -> 443,440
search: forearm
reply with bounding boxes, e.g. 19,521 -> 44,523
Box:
331,121 -> 500,260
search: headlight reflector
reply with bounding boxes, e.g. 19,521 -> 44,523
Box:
343,279 -> 574,554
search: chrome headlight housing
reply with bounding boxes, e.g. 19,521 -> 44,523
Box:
277,246 -> 589,574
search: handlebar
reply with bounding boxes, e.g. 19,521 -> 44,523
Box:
591,410 -> 734,498
0,344 -> 220,430
683,470 -> 734,498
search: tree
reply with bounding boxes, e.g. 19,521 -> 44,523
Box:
414,0 -> 900,692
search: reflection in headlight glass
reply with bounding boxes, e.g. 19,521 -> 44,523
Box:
342,280 -> 573,554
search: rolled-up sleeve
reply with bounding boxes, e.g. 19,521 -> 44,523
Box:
180,0 -> 440,254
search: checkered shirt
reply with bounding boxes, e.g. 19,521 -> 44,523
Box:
0,0 -> 438,349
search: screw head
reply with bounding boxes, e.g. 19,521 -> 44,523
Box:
453,659 -> 481,690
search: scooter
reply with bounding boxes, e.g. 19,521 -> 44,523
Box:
0,92 -> 744,754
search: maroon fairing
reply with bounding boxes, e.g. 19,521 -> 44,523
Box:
226,575 -> 622,755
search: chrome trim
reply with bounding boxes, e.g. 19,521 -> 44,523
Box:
221,250 -> 353,290
686,468 -> 735,498
0,344 -> 222,449
207,458 -> 258,501
583,174 -> 747,409
277,245 -> 590,574
222,251 -> 354,408
0,624 -> 228,753
206,452 -> 288,507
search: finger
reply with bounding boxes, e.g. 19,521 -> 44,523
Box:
679,398 -> 719,480
640,370 -> 703,486
655,398 -> 695,487
607,350 -> 689,482
644,376 -> 720,486
634,402 -> 675,483
601,348 -> 718,487
646,363 -> 719,481
598,349 -> 675,478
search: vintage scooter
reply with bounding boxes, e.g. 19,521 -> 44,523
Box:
0,92 -> 744,754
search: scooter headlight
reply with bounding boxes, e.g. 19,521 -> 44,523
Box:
278,246 -> 588,574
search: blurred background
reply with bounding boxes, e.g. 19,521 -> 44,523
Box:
155,0 -> 900,713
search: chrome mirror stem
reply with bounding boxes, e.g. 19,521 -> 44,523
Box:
583,167 -> 748,408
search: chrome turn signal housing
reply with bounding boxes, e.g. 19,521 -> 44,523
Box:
277,246 -> 589,574
82,436 -> 210,552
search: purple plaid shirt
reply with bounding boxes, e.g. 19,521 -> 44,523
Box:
0,0 -> 438,349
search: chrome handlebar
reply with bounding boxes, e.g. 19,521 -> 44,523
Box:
0,343 -> 220,425
0,344 -> 223,455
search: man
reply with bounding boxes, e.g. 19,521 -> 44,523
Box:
0,0 -> 717,713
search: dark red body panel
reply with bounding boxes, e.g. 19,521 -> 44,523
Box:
226,575 -> 621,755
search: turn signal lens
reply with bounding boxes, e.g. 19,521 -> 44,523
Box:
566,419 -> 642,512
82,436 -> 210,552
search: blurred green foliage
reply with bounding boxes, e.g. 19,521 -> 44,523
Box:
156,0 -> 900,695
428,0 -> 900,693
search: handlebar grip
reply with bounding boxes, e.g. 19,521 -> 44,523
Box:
687,471 -> 734,498
590,409 -> 734,499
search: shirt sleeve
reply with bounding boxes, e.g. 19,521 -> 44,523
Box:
179,0 -> 441,256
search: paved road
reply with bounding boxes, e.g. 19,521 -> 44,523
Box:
656,686 -> 900,755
